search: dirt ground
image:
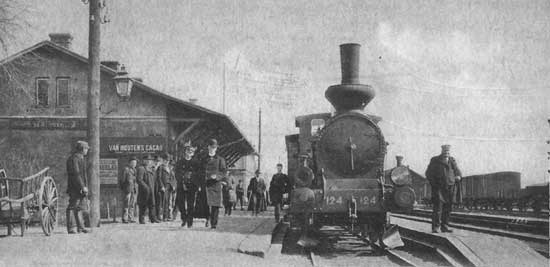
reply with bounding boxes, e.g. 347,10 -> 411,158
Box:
0,209 -> 309,267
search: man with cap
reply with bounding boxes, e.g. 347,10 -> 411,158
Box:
175,143 -> 199,227
156,152 -> 176,221
119,157 -> 138,223
425,144 -> 462,233
269,163 -> 291,223
66,140 -> 90,234
201,138 -> 227,229
137,154 -> 160,224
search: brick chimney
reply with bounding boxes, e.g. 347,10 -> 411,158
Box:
49,33 -> 73,50
101,61 -> 120,70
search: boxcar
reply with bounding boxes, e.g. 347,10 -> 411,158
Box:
460,171 -> 521,199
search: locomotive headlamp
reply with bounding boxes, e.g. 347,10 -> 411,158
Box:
113,65 -> 134,100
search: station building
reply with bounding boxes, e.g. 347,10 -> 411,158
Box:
0,33 -> 254,220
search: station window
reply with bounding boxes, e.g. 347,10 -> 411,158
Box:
56,78 -> 70,107
35,78 -> 49,106
311,119 -> 325,136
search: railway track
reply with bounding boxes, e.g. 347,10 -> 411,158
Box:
283,226 -> 464,266
391,212 -> 549,258
399,209 -> 549,235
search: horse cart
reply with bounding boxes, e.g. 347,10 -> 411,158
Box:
0,167 -> 58,236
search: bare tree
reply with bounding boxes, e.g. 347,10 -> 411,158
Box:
0,0 -> 45,97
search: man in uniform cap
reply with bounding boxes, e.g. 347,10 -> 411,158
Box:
119,157 -> 138,223
202,138 -> 227,229
270,163 -> 291,223
425,144 -> 462,233
175,143 -> 199,227
66,140 -> 90,234
137,154 -> 160,223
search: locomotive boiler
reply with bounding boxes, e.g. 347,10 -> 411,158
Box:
285,43 -> 414,246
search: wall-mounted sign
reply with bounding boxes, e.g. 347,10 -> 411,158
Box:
107,144 -> 164,154
100,158 -> 118,184
100,137 -> 166,155
10,118 -> 86,130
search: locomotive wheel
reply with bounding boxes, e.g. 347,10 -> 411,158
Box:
38,176 -> 58,236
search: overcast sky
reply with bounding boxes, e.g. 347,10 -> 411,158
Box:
6,0 -> 550,186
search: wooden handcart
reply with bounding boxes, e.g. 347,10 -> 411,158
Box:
0,167 -> 58,236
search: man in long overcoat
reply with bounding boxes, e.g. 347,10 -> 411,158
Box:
156,153 -> 176,221
137,154 -> 160,224
247,170 -> 261,215
202,138 -> 227,229
270,163 -> 291,222
175,144 -> 198,227
119,157 -> 138,223
66,140 -> 90,234
425,144 -> 462,233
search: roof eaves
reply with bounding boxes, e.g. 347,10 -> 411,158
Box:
0,40 -> 117,75
132,81 -> 255,154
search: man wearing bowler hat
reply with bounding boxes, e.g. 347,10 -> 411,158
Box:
66,140 -> 90,234
425,144 -> 462,233
137,154 -> 160,224
156,152 -> 176,221
202,138 -> 227,229
119,157 -> 138,223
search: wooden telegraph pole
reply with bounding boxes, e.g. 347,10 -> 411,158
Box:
87,0 -> 101,228
258,108 -> 262,172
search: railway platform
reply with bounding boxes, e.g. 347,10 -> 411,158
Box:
392,216 -> 548,266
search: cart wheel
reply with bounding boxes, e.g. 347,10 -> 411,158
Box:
38,176 -> 58,236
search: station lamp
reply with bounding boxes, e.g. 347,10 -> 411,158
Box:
113,64 -> 133,100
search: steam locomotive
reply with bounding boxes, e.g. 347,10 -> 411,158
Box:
285,44 -> 415,246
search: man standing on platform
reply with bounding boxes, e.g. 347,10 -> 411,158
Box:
175,143 -> 198,227
156,153 -> 176,221
203,138 -> 226,229
235,180 -> 245,210
247,170 -> 261,216
137,154 -> 160,224
66,140 -> 90,234
119,157 -> 138,223
269,163 -> 291,223
425,144 -> 462,233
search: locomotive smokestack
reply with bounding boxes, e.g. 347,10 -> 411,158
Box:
396,155 -> 404,167
340,43 -> 361,84
325,43 -> 375,113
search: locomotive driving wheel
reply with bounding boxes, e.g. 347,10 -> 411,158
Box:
38,176 -> 58,236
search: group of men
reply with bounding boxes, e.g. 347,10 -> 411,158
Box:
65,138 -> 229,233
67,138 -> 462,235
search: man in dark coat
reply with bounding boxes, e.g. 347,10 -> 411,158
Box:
66,140 -> 90,234
137,154 -> 160,224
119,157 -> 138,223
175,144 -> 198,227
235,180 -> 245,210
156,153 -> 176,221
247,170 -> 261,216
270,163 -> 291,222
425,144 -> 462,233
202,138 -> 227,229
